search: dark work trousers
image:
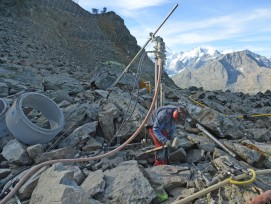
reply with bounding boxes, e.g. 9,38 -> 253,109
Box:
148,127 -> 169,166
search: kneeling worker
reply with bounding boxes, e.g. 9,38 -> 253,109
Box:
146,105 -> 189,166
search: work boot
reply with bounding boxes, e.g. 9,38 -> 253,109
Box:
168,147 -> 186,163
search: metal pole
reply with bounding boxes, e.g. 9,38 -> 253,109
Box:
154,40 -> 158,109
196,124 -> 236,158
107,4 -> 178,90
158,39 -> 165,106
158,58 -> 164,106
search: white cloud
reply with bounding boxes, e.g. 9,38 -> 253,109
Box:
78,0 -> 169,17
130,8 -> 271,52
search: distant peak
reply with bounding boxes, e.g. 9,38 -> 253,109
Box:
222,49 -> 234,55
182,47 -> 219,59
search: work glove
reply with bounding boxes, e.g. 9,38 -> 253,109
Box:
165,140 -> 172,147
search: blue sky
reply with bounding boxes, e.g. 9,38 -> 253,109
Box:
78,0 -> 271,57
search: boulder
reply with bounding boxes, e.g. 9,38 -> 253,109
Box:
30,163 -> 93,204
146,165 -> 191,190
58,122 -> 98,148
103,160 -> 156,204
35,147 -> 76,163
2,139 -> 33,165
19,167 -> 48,199
64,165 -> 86,186
80,170 -> 105,197
26,144 -> 44,160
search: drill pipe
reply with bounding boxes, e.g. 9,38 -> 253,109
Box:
196,123 -> 236,158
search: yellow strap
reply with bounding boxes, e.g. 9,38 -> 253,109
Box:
229,169 -> 256,185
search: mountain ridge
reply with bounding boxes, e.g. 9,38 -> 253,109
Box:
168,47 -> 271,93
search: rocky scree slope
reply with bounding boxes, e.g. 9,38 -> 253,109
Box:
0,1 -> 271,204
0,85 -> 271,204
0,0 -> 176,93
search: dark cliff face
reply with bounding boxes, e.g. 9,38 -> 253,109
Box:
0,0 -> 176,89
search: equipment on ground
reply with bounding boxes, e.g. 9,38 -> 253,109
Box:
191,163 -> 210,184
196,123 -> 236,158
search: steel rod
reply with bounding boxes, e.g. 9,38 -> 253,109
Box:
196,123 -> 236,158
108,4 -> 179,90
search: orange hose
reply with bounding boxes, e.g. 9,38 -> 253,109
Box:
0,65 -> 162,204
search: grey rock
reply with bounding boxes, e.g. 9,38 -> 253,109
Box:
196,108 -> 243,139
187,134 -> 216,152
64,165 -> 86,186
98,111 -> 114,141
106,88 -> 147,138
26,144 -> 44,160
30,163 -> 91,204
85,103 -> 101,121
34,147 -> 76,163
184,149 -> 205,163
94,90 -> 109,98
82,137 -> 102,151
81,170 -> 105,197
98,103 -> 120,141
172,187 -> 196,200
103,160 -> 156,204
264,156 -> 271,168
2,139 -> 33,165
43,73 -> 83,94
58,122 -> 98,148
19,166 -> 48,199
169,148 -> 186,163
91,70 -> 115,90
0,168 -> 11,179
224,141 -> 261,165
45,89 -> 73,103
146,165 -> 191,190
246,128 -> 271,142
61,103 -> 88,135
0,82 -> 9,97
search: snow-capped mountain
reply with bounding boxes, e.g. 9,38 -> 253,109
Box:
165,47 -> 220,76
165,47 -> 271,77
170,48 -> 271,94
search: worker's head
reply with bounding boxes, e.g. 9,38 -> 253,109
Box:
173,106 -> 188,125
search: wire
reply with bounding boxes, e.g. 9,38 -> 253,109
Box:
108,52 -> 147,146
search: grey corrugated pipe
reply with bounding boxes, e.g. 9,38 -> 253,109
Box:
172,169 -> 271,204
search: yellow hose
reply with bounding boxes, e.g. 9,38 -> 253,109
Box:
229,169 -> 256,185
188,95 -> 207,108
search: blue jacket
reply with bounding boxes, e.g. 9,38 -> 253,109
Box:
147,105 -> 177,144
